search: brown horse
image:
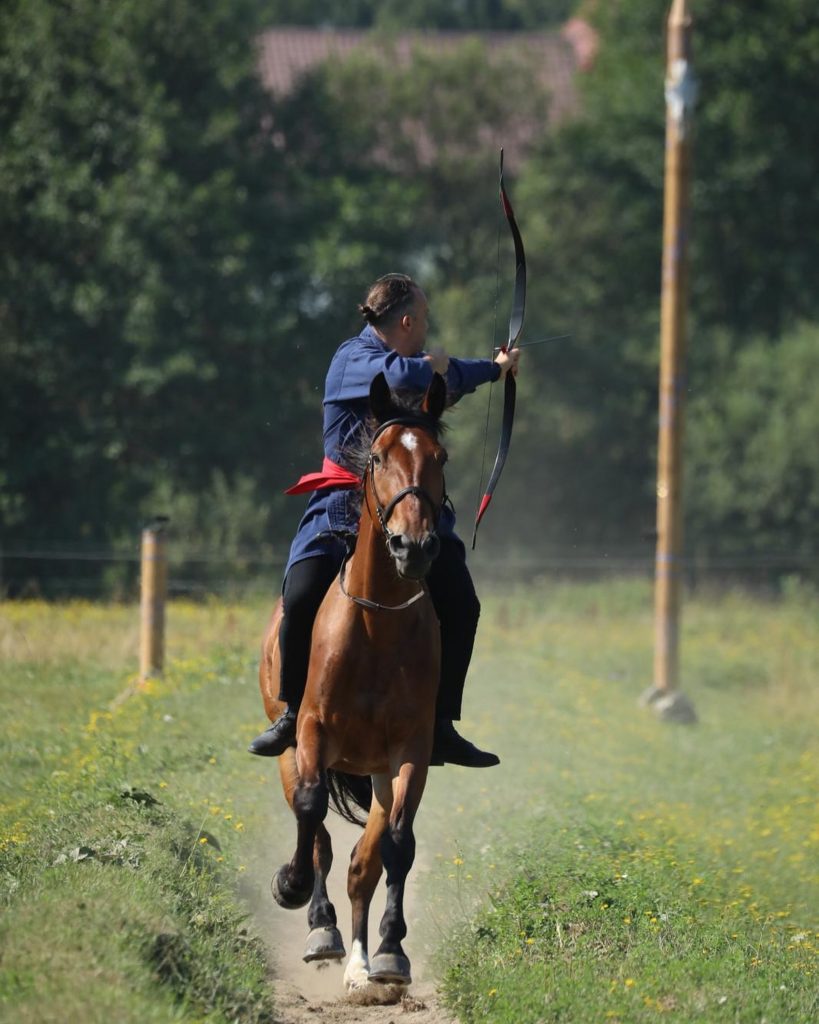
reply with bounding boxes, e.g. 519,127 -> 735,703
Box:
258,371 -> 448,995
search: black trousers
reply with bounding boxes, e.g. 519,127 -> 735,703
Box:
277,536 -> 480,721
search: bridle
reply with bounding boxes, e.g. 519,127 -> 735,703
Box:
339,416 -> 447,613
365,417 -> 446,540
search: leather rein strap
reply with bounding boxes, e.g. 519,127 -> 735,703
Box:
338,555 -> 427,612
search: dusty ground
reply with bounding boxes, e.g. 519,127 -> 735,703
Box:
270,977 -> 453,1024
245,797 -> 461,1024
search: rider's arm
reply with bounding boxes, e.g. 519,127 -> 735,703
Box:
385,350 -> 500,399
332,334 -> 506,403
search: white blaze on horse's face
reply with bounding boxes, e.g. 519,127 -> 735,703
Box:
372,423 -> 445,579
400,431 -> 418,452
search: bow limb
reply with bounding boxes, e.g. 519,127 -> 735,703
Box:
472,149 -> 527,548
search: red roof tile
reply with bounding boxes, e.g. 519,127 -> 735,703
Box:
257,26 -> 581,123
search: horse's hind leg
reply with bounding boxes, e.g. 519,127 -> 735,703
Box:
369,761 -> 428,986
343,773 -> 390,993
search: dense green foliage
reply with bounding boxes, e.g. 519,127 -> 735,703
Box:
517,0 -> 819,554
263,0 -> 575,30
1,0 -> 816,593
0,0 -> 297,572
686,323 -> 819,561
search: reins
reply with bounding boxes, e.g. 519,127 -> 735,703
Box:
338,553 -> 427,612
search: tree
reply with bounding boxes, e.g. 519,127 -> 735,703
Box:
260,0 -> 574,30
0,0 -> 297,590
686,324 -> 819,562
498,0 -> 819,557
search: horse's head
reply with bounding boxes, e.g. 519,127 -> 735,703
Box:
366,372 -> 448,581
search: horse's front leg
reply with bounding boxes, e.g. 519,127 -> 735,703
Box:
343,773 -> 391,993
272,715 -> 328,910
303,821 -> 345,962
369,759 -> 428,986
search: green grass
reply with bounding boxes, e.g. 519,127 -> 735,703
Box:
432,579 -> 819,1023
0,599 -> 278,1023
1,582 -> 817,1022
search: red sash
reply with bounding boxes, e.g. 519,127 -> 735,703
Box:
284,457 -> 361,495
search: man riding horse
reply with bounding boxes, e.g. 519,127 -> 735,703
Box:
249,273 -> 520,768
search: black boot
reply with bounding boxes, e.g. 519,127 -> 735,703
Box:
430,720 -> 499,768
248,708 -> 297,757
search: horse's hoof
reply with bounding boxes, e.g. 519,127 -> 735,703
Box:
368,952 -> 411,985
270,866 -> 311,910
304,926 -> 346,963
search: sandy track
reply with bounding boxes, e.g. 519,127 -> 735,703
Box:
244,799 -> 459,1024
270,977 -> 453,1024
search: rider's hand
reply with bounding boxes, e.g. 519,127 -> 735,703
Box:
494,347 -> 521,379
425,349 -> 450,375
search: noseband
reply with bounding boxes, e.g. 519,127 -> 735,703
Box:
338,416 -> 446,613
365,417 -> 446,539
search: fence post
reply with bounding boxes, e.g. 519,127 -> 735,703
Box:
140,517 -> 169,683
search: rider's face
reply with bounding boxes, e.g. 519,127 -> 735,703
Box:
398,288 -> 429,355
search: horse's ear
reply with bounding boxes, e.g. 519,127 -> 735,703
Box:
421,372 -> 447,421
369,372 -> 394,423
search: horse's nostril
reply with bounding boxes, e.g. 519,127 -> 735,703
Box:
388,534 -> 408,555
422,533 -> 440,560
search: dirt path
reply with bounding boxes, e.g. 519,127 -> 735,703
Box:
245,801 -> 460,1024
240,651 -> 514,1024
270,977 -> 452,1024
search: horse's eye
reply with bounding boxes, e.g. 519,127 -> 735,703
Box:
371,454 -> 381,467
438,450 -> 448,467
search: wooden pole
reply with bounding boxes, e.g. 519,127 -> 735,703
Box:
645,0 -> 697,722
139,517 -> 168,682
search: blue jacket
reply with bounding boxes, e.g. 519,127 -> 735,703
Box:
285,324 -> 500,575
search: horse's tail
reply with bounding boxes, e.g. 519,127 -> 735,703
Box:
326,769 -> 372,828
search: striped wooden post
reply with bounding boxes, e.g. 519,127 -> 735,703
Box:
644,0 -> 697,723
140,518 -> 168,682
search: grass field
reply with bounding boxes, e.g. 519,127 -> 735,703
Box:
0,600 -> 278,1023
0,580 -> 817,1023
435,580 -> 818,1023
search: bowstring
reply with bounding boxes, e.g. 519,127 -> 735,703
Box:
473,172 -> 503,516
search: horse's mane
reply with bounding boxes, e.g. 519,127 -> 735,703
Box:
342,389 -> 447,481
330,389 -> 447,539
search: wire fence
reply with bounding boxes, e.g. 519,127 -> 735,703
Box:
1,543 -> 815,600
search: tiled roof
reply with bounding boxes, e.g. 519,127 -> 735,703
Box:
561,17 -> 600,72
257,26 -> 583,123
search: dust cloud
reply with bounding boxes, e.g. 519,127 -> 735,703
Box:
240,782 -> 463,1024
